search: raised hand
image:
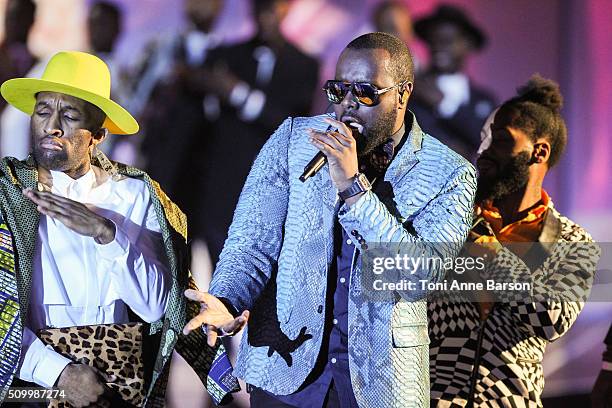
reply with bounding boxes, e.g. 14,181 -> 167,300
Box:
307,117 -> 359,193
183,289 -> 250,346
23,188 -> 115,244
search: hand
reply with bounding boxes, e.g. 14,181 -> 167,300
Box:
183,289 -> 250,346
467,218 -> 501,259
57,363 -> 116,407
591,369 -> 612,408
307,117 -> 359,193
23,188 -> 115,244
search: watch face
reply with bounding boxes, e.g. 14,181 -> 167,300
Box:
357,173 -> 370,187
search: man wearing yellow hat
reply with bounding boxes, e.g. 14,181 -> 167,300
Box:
0,51 -> 238,407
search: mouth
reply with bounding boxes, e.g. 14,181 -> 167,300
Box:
40,138 -> 63,151
341,115 -> 364,134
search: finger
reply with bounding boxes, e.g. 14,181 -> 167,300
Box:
23,188 -> 45,205
315,131 -> 346,151
308,134 -> 336,156
184,288 -> 209,303
34,197 -> 70,215
308,131 -> 341,153
36,206 -> 69,220
183,314 -> 207,335
207,326 -> 218,347
30,189 -> 80,205
90,366 -> 117,383
23,188 -> 67,205
323,117 -> 352,139
221,310 -> 250,334
27,191 -> 92,220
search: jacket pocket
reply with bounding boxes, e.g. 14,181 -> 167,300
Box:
392,324 -> 430,348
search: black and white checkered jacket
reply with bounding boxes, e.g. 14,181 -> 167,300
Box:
428,205 -> 600,407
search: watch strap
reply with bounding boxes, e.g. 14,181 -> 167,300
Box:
339,173 -> 371,200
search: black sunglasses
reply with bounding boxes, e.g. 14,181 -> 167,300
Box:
323,79 -> 409,107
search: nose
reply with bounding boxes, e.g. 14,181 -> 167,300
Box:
341,89 -> 359,111
45,112 -> 63,138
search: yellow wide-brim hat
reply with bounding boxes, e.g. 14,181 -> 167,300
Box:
0,50 -> 138,135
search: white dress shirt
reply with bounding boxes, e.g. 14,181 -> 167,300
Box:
17,165 -> 171,387
436,73 -> 470,118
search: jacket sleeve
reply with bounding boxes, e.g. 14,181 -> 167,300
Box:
487,239 -> 600,342
337,162 -> 477,296
208,118 -> 292,312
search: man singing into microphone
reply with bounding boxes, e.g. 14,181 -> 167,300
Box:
183,32 -> 477,407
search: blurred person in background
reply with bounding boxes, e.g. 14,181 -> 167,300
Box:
192,0 -> 319,266
591,324 -> 612,407
429,76 -> 600,407
372,0 -> 414,55
410,4 -> 495,161
0,0 -> 36,157
0,0 -> 36,115
134,0 -> 225,245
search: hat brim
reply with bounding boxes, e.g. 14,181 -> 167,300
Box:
0,78 -> 139,135
414,15 -> 486,50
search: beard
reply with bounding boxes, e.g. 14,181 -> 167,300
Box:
475,151 -> 531,203
357,109 -> 398,158
32,144 -> 71,171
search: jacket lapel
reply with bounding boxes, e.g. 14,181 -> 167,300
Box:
384,112 -> 422,188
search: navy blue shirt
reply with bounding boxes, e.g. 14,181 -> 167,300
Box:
261,220 -> 359,407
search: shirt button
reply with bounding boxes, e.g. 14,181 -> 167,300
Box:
331,357 -> 337,364
346,239 -> 352,245
340,277 -> 346,284
333,318 -> 338,325
317,305 -> 323,313
351,230 -> 358,236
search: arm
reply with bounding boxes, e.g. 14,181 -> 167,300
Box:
485,239 -> 600,341
338,164 -> 476,300
17,327 -> 71,387
23,186 -> 171,323
208,117 -> 292,313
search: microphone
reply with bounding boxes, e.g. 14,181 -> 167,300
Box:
299,122 -> 363,182
299,151 -> 326,182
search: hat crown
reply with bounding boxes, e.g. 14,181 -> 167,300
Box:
42,51 -> 111,98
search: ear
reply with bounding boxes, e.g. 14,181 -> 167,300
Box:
532,139 -> 551,165
90,127 -> 109,146
398,81 -> 413,108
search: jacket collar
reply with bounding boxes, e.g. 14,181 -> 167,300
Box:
384,111 -> 423,187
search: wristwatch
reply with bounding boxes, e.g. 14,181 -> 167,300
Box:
339,173 -> 371,200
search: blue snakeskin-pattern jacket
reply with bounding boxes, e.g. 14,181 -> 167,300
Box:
209,113 -> 477,407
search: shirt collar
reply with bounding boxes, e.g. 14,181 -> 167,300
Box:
49,168 -> 96,197
480,190 -> 551,225
391,122 -> 405,148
